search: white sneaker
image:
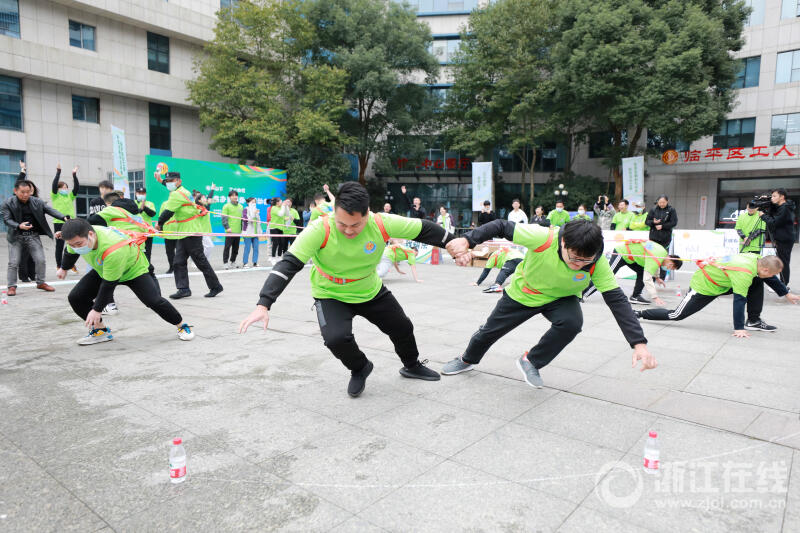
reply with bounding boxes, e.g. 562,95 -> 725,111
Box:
224,263 -> 231,270
102,303 -> 119,315
177,323 -> 195,341
77,328 -> 113,345
242,263 -> 251,269
234,263 -> 241,269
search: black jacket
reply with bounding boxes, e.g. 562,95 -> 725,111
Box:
477,211 -> 497,226
761,201 -> 796,243
87,198 -> 141,226
1,195 -> 66,244
402,193 -> 427,220
646,205 -> 678,245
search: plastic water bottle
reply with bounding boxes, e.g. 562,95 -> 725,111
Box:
1,290 -> 7,305
675,285 -> 682,297
169,437 -> 186,484
643,431 -> 660,474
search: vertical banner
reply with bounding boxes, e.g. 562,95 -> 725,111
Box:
111,125 -> 130,197
621,156 -> 644,205
472,161 -> 492,211
699,195 -> 708,227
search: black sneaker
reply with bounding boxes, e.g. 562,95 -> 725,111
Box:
399,359 -> 441,381
629,294 -> 651,305
634,310 -> 643,319
169,289 -> 191,299
348,360 -> 374,398
165,269 -> 174,274
744,319 -> 777,332
204,286 -> 224,298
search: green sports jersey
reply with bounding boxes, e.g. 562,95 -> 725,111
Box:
734,212 -> 766,253
67,225 -> 149,282
289,213 -> 423,303
505,224 -> 619,307
629,212 -> 648,230
611,211 -> 635,230
162,186 -> 208,237
486,248 -> 525,269
97,205 -> 152,234
51,191 -> 76,219
689,253 -> 758,297
137,201 -> 155,225
268,205 -> 286,229
383,244 -> 417,265
284,208 -> 300,235
158,204 -> 180,240
222,202 -> 244,234
546,210 -> 570,226
309,202 -> 334,222
572,214 -> 591,222
613,240 -> 667,276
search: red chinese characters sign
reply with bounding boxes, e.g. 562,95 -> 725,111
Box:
662,146 -> 798,165
395,157 -> 472,171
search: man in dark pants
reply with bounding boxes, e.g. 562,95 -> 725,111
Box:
239,182 -> 459,398
443,219 -> 656,388
760,188 -> 795,287
472,247 -> 525,293
135,187 -> 157,263
57,219 -> 194,345
400,185 -> 427,219
221,190 -> 243,269
637,254 -> 798,336
155,172 -> 223,299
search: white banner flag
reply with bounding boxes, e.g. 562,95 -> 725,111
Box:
111,125 -> 130,197
472,162 -> 492,211
622,156 -> 644,207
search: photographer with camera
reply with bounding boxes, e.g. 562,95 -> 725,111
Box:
759,188 -> 795,286
593,195 -> 615,230
735,202 -> 766,253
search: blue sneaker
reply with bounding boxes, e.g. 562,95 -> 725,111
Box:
77,328 -> 113,345
177,324 -> 195,341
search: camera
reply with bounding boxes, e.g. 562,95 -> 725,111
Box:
751,194 -> 773,212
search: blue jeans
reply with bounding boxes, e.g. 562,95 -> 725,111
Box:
243,237 -> 260,264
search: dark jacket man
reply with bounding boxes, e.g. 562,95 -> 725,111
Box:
646,203 -> 678,247
2,192 -> 66,244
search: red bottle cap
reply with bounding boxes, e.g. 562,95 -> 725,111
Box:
649,431 -> 657,438
173,437 -> 182,445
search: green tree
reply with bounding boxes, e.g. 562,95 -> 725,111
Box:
551,0 -> 748,200
187,0 -> 349,198
444,0 -> 559,218
304,0 -> 440,185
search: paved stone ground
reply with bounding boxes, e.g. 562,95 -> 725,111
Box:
1,238 -> 799,532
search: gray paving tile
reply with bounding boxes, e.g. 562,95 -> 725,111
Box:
648,390 -> 763,434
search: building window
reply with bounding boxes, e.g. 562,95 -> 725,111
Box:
428,84 -> 451,111
781,0 -> 800,18
770,113 -> 800,146
106,169 -> 144,199
0,75 -> 22,131
745,0 -> 765,26
713,118 -> 755,149
69,20 -> 96,51
403,0 -> 479,15
72,95 -> 99,123
776,50 -> 800,84
646,132 -> 690,152
589,131 -> 627,158
147,32 -> 170,74
733,56 -> 760,89
0,0 -> 20,38
430,37 -> 461,64
220,0 -> 239,8
149,102 -> 171,151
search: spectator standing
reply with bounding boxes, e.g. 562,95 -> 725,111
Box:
477,200 -> 496,226
437,206 -> 455,232
221,190 -> 244,269
268,197 -> 285,263
135,187 -> 157,263
593,195 -> 616,230
572,204 -> 590,221
760,188 -> 795,286
629,202 -> 649,230
736,202 -> 766,253
89,180 -> 115,216
530,206 -> 550,227
50,163 -> 79,271
645,195 -> 678,249
611,199 -> 635,230
507,199 -> 528,224
401,185 -> 427,220
546,200 -> 570,227
282,198 -> 300,249
383,202 -> 393,214
241,197 -> 261,267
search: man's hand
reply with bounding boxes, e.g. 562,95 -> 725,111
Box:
655,225 -> 662,230
154,223 -> 162,231
54,231 -> 63,239
654,218 -> 661,224
225,228 -> 231,233
786,293 -> 800,305
73,165 -> 78,174
397,268 -> 406,275
470,282 -> 478,286
446,237 -> 470,259
57,162 -> 61,170
401,185 -> 407,194
19,222 -> 33,230
238,305 -> 270,333
655,278 -> 666,287
85,310 -> 103,329
56,268 -> 67,280
322,183 -> 330,193
652,297 -> 666,306
732,329 -> 751,339
631,343 -> 657,372
19,160 -> 25,170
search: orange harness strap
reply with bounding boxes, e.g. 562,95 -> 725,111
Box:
164,190 -> 208,227
695,258 -> 753,287
623,240 -> 663,268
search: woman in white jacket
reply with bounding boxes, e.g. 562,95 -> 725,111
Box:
241,197 -> 262,267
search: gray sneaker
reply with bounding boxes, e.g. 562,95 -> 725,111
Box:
516,353 -> 543,388
441,356 -> 474,375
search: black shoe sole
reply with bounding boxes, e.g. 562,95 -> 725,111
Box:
744,326 -> 777,332
348,360 -> 374,398
399,366 -> 441,381
204,288 -> 224,298
169,292 -> 191,299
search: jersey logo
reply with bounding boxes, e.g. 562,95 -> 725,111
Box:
364,241 -> 377,254
572,272 -> 587,282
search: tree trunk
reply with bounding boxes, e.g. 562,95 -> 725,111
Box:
613,129 -> 623,201
528,149 -> 537,218
358,154 -> 367,186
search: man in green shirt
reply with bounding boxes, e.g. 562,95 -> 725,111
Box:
629,204 -> 649,230
155,172 -> 223,299
546,201 -> 570,227
583,240 -> 682,305
735,202 -> 766,253
50,163 -> 78,270
611,199 -> 635,230
637,254 -> 799,337
472,247 -> 525,293
57,219 -> 194,345
308,184 -> 336,223
443,219 -> 656,388
222,190 -> 244,269
282,198 -> 300,247
135,187 -> 157,262
377,239 -> 423,283
239,182 -> 457,398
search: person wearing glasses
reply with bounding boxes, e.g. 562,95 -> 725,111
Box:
441,219 -> 656,388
